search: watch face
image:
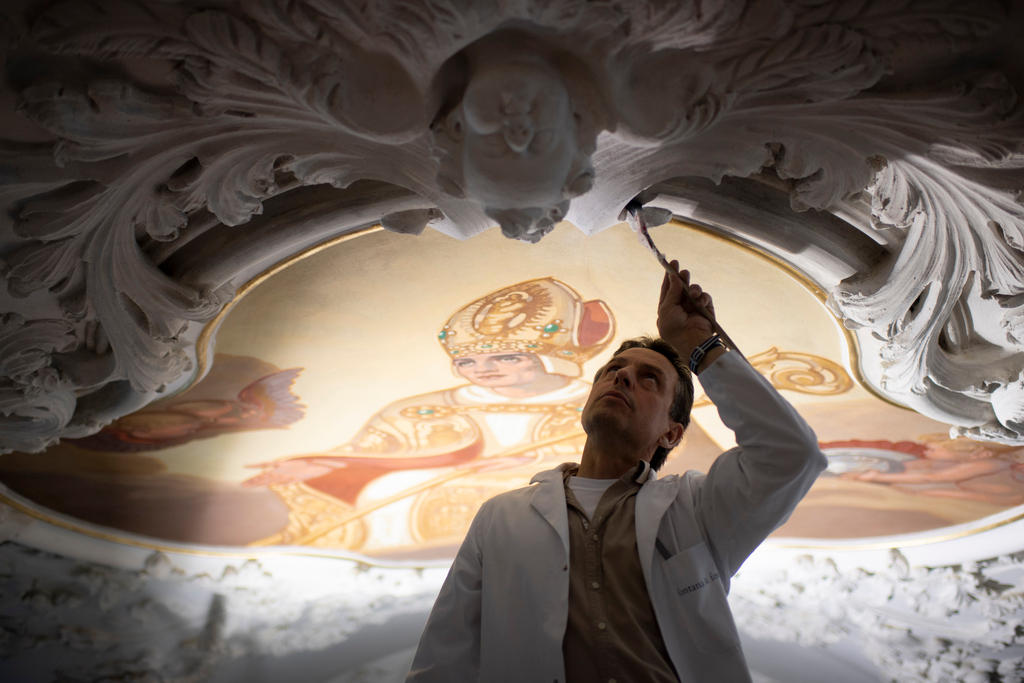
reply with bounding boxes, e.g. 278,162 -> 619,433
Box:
821,447 -> 915,476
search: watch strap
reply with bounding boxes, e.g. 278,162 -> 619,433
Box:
688,335 -> 726,373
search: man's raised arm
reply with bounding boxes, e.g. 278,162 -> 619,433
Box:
657,262 -> 827,578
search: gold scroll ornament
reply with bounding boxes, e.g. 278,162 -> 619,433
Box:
693,347 -> 852,408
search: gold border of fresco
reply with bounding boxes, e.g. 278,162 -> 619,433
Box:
194,226 -> 384,381
3,219 -> 1016,561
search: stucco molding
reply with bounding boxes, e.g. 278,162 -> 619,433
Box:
0,498 -> 444,680
1,496 -> 1020,681
1,0 -> 1022,450
730,548 -> 1024,682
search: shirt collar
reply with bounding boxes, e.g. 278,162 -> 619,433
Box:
632,459 -> 653,484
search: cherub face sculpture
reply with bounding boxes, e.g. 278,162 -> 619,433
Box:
461,60 -> 575,195
432,50 -> 596,243
463,60 -> 571,151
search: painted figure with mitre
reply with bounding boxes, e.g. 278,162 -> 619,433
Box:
243,278 -> 614,554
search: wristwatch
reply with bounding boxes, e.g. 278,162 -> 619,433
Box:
688,335 -> 727,373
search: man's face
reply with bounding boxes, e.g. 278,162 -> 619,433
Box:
452,352 -> 546,388
581,347 -> 683,458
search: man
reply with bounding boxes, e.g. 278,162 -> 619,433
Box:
407,263 -> 827,682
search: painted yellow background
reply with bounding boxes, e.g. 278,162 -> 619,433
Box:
155,220 -> 848,481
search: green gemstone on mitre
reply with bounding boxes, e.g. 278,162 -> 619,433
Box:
543,323 -> 560,333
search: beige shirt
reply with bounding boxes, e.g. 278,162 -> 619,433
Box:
562,463 -> 679,683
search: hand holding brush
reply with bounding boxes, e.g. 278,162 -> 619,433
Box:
624,199 -> 744,361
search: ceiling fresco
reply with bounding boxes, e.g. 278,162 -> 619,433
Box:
1,222 -> 1021,561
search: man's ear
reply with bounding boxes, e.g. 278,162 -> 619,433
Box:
659,422 -> 685,450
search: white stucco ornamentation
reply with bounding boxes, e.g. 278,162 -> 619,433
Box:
0,518 -> 445,680
1,0 -> 1023,449
0,314 -> 76,452
1,494 -> 1021,681
430,32 -> 600,243
730,548 -> 1024,682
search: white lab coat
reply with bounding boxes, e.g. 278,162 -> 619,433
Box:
408,352 -> 827,682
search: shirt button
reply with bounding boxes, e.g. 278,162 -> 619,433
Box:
597,621 -> 607,630
591,534 -> 599,541
591,581 -> 600,589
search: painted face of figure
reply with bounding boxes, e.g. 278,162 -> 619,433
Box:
581,347 -> 683,459
452,352 -> 547,388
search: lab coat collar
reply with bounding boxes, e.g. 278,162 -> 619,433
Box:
528,464 -> 572,560
527,461 -> 662,566
529,462 -> 576,485
635,471 -> 678,586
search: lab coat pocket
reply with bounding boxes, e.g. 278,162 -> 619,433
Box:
664,541 -> 741,654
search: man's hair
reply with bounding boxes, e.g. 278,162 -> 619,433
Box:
605,336 -> 694,471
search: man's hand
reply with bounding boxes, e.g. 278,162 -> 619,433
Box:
657,261 -> 724,372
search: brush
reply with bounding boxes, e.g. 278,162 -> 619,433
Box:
624,198 -> 743,358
